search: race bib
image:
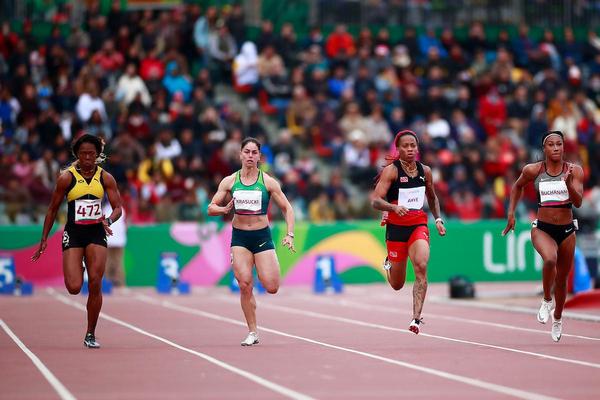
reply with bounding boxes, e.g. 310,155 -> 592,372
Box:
398,187 -> 425,210
74,199 -> 103,224
539,180 -> 569,205
233,190 -> 262,214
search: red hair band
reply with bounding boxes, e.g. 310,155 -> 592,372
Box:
394,130 -> 419,146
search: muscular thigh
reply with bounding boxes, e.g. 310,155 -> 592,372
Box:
232,246 -> 255,283
408,239 -> 430,275
254,249 -> 280,287
388,259 -> 408,283
557,234 -> 576,273
63,248 -> 85,284
531,228 -> 558,262
84,244 -> 107,279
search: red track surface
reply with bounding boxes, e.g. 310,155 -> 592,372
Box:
1,283 -> 599,399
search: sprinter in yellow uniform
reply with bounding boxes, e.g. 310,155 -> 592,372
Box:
32,134 -> 122,349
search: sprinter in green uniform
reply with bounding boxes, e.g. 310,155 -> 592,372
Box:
32,134 -> 122,349
208,137 -> 295,346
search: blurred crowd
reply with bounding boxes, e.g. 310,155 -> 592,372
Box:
1,1 -> 600,225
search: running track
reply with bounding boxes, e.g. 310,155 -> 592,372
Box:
1,283 -> 599,399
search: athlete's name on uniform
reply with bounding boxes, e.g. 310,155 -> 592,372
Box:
235,199 -> 261,205
540,189 -> 567,196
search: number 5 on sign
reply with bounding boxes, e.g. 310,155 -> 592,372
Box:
0,255 -> 16,293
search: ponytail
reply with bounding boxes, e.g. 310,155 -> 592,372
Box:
374,130 -> 419,184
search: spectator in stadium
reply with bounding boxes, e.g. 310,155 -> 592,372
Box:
343,129 -> 375,187
75,80 -> 107,123
308,190 -> 335,222
233,41 -> 259,94
1,4 -> 600,228
116,63 -> 151,107
286,85 -> 317,138
208,21 -> 237,82
325,24 -> 356,60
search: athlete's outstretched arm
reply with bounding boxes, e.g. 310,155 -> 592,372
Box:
31,172 -> 71,261
565,164 -> 584,208
266,175 -> 296,252
102,171 -> 123,236
207,175 -> 234,216
424,166 -> 445,236
503,163 -> 538,236
371,165 -> 408,216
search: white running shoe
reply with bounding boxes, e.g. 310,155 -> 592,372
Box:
83,333 -> 100,349
241,331 -> 259,346
408,318 -> 423,335
551,316 -> 562,342
383,257 -> 392,271
537,298 -> 554,324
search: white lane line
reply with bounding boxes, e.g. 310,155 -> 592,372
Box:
429,296 -> 600,323
231,297 -> 600,369
136,294 -> 559,400
292,294 -> 600,342
0,319 -> 77,400
48,290 -> 313,400
346,290 -> 600,323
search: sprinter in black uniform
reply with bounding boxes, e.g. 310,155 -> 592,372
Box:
503,130 -> 583,342
32,134 -> 122,348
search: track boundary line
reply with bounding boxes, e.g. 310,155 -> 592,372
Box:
292,293 -> 600,342
428,296 -> 600,323
135,294 -> 560,400
47,289 -> 314,400
215,295 -> 600,369
0,319 -> 77,400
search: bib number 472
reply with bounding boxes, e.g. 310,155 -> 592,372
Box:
77,203 -> 100,218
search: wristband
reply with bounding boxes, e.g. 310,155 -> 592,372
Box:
286,232 -> 294,238
106,217 -> 113,226
435,218 -> 444,224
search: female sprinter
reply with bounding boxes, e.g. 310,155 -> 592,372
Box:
32,134 -> 123,348
208,137 -> 296,346
503,130 -> 583,342
372,130 -> 446,334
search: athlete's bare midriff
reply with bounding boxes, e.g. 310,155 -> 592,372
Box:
232,214 -> 270,230
537,207 -> 573,225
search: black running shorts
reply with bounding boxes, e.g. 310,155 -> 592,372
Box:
62,223 -> 107,251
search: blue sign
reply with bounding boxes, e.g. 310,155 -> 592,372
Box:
0,255 -> 33,296
573,247 -> 591,294
156,253 -> 190,295
0,255 -> 16,294
314,255 -> 343,294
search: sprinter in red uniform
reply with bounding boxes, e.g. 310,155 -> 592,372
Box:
372,130 -> 446,334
